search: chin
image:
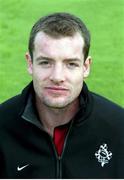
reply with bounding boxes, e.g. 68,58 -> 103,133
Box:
44,100 -> 71,109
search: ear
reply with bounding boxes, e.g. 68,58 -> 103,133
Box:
25,52 -> 33,75
83,56 -> 92,79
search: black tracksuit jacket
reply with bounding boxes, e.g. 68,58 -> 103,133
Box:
0,82 -> 124,179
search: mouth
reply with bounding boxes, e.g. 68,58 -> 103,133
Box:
45,86 -> 69,95
45,87 -> 68,91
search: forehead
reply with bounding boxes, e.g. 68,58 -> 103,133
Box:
33,31 -> 85,59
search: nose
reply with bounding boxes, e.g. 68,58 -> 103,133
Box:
50,63 -> 65,83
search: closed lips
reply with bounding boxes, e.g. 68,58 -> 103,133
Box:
45,87 -> 68,91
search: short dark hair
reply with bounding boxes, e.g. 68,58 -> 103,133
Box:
28,12 -> 91,61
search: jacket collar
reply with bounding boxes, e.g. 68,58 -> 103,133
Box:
73,81 -> 94,125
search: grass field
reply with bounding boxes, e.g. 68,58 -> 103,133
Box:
0,0 -> 124,106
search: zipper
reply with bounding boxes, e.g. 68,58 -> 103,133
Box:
61,119 -> 74,157
57,156 -> 62,178
50,138 -> 61,178
50,120 -> 74,178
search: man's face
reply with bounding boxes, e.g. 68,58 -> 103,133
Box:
26,31 -> 91,109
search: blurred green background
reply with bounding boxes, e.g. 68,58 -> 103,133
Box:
0,0 -> 124,106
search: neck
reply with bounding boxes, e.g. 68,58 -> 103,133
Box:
35,97 -> 79,137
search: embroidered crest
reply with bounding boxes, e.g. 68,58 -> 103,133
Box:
95,143 -> 112,167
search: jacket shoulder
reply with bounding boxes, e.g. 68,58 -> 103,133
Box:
91,92 -> 124,126
92,92 -> 124,112
0,95 -> 22,121
0,82 -> 32,117
0,82 -> 33,127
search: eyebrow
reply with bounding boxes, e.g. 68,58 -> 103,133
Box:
36,56 -> 81,62
36,56 -> 54,61
64,58 -> 81,62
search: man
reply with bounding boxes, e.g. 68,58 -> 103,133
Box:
0,12 -> 124,179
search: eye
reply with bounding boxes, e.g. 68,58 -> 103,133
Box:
67,62 -> 79,69
39,60 -> 51,68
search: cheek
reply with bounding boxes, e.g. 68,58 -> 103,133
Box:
69,71 -> 84,85
69,72 -> 84,95
32,68 -> 50,82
